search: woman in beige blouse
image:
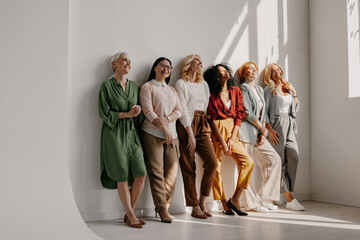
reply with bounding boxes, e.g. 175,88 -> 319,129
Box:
140,57 -> 182,223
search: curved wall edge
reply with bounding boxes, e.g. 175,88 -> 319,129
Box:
0,0 -> 102,239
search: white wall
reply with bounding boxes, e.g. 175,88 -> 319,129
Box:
3,0 -> 359,238
68,0 -> 311,221
10,0 -> 360,238
309,0 -> 360,207
0,0 -> 101,239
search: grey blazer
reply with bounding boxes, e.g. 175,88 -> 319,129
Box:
238,82 -> 266,145
263,86 -> 300,133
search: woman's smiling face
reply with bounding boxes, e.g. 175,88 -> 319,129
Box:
218,66 -> 229,78
112,53 -> 131,74
246,63 -> 258,82
189,56 -> 203,73
154,60 -> 172,80
271,65 -> 282,83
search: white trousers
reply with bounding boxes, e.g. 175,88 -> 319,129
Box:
242,139 -> 281,210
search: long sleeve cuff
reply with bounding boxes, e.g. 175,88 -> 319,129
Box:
145,112 -> 158,123
174,110 -> 182,119
247,112 -> 257,123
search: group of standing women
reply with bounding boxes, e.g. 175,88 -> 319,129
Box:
98,52 -> 304,229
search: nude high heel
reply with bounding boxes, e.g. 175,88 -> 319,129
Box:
155,208 -> 172,223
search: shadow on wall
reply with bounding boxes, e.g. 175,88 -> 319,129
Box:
68,0 -> 299,222
211,0 -> 291,87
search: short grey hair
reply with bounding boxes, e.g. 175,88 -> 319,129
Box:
110,52 -> 128,72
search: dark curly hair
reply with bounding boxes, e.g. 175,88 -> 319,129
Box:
147,57 -> 172,84
203,63 -> 235,96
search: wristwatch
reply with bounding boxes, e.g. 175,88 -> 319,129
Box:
166,115 -> 170,123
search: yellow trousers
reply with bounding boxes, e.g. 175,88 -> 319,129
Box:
212,118 -> 254,201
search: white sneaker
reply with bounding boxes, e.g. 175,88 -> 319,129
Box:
263,202 -> 278,210
286,199 -> 305,211
252,206 -> 269,213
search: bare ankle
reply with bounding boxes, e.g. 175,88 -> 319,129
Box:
199,195 -> 207,208
230,198 -> 241,209
193,205 -> 201,211
284,192 -> 294,202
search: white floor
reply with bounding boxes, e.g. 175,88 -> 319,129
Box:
87,201 -> 360,240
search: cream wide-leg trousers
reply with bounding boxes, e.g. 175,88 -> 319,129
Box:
242,139 -> 281,210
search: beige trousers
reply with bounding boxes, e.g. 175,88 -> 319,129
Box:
242,140 -> 281,210
141,131 -> 180,212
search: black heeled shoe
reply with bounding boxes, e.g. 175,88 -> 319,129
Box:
226,199 -> 248,216
222,209 -> 235,215
221,199 -> 234,215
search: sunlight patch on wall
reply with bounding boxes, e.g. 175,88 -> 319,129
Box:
347,0 -> 360,98
257,0 -> 280,67
228,26 -> 250,68
284,54 -> 289,81
214,2 -> 248,63
283,0 -> 288,45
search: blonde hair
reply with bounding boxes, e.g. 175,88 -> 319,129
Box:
181,54 -> 203,83
264,63 -> 289,96
238,61 -> 258,84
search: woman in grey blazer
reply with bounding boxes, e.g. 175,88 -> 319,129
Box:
263,63 -> 304,211
237,62 -> 281,213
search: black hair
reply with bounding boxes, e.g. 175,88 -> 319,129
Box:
203,63 -> 235,96
147,57 -> 172,84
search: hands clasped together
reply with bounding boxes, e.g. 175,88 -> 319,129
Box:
128,105 -> 142,118
152,116 -> 173,145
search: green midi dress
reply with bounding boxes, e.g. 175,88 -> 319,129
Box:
98,78 -> 146,189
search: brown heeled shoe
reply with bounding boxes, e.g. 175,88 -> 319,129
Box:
126,218 -> 143,228
191,210 -> 207,219
199,205 -> 212,217
124,215 -> 146,225
202,209 -> 212,217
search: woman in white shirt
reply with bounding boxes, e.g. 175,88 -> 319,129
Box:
175,54 -> 217,219
263,63 -> 304,211
140,57 -> 183,223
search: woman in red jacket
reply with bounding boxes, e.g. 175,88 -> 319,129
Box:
204,64 -> 254,216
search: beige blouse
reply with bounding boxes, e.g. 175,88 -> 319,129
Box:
140,79 -> 182,139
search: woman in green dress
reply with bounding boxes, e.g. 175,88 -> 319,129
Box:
98,52 -> 147,228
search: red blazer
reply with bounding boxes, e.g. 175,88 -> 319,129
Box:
207,86 -> 245,126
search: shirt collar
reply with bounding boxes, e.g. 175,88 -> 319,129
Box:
151,79 -> 167,87
111,77 -> 129,86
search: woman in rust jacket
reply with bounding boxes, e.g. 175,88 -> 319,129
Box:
204,64 -> 254,216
